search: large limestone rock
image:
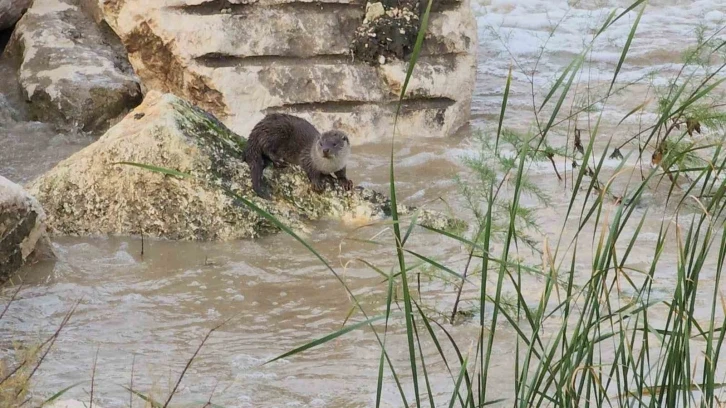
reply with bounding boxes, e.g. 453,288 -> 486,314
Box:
0,0 -> 31,31
84,0 -> 477,143
0,176 -> 55,284
28,91 -> 464,241
5,0 -> 142,132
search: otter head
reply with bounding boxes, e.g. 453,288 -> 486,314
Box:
312,130 -> 351,174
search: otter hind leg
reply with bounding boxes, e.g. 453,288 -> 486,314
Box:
249,152 -> 272,200
264,151 -> 290,169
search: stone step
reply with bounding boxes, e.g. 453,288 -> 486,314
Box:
117,2 -> 473,61
257,95 -> 471,141
190,54 -> 473,106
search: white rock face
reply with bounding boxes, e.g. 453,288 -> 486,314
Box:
5,0 -> 142,131
86,0 -> 477,143
0,0 -> 31,30
0,175 -> 54,284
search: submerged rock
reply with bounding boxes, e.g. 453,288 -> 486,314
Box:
83,0 -> 477,142
4,0 -> 142,132
28,92 -> 464,241
0,175 -> 55,284
0,0 -> 31,31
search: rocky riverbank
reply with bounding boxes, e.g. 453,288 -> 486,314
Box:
0,0 -> 475,280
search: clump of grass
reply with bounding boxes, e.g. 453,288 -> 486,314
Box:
115,0 -> 726,406
0,343 -> 41,407
0,293 -> 81,408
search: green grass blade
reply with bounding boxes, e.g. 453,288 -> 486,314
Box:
596,0 -> 646,36
389,0 -> 435,404
448,353 -> 470,408
538,61 -> 573,113
121,386 -> 164,408
405,249 -> 465,280
377,264 -> 406,408
608,2 -> 645,95
41,382 -> 84,406
401,208 -> 421,247
412,317 -> 436,408
114,162 -> 192,179
496,65 -> 513,152
617,100 -> 650,126
265,314 -> 388,364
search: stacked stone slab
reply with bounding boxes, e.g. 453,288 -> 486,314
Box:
88,0 -> 477,143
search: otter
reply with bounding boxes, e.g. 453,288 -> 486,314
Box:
243,113 -> 353,199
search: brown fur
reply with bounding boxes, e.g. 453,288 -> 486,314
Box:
243,113 -> 353,199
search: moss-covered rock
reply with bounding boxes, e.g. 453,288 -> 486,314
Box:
28,91 -> 464,241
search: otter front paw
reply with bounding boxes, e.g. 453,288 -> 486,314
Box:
311,178 -> 327,193
339,178 -> 353,191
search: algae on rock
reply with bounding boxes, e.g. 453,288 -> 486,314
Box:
28,91 -> 465,241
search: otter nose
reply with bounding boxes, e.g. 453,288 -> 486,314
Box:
322,148 -> 330,156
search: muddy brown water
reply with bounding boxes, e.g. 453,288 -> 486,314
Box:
2,1 -> 726,407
